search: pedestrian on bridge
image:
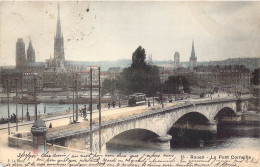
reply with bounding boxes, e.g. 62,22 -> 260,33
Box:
112,102 -> 116,108
83,105 -> 87,121
10,114 -> 13,123
97,103 -> 101,111
69,118 -> 73,124
26,111 -> 30,121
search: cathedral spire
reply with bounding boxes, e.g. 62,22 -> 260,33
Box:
28,40 -> 33,49
54,2 -> 65,62
56,3 -> 62,38
190,40 -> 197,69
27,39 -> 35,62
191,40 -> 195,54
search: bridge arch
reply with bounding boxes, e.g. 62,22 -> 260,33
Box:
94,122 -> 162,152
106,128 -> 160,148
174,112 -> 210,125
214,107 -> 236,121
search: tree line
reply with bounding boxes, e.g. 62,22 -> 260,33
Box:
101,46 -> 190,98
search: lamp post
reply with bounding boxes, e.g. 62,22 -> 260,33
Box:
6,79 -> 10,135
73,75 -> 75,122
98,67 -> 101,152
21,78 -> 24,122
90,68 -> 93,152
34,76 -> 38,120
76,73 -> 78,122
15,79 -> 18,132
161,68 -> 164,108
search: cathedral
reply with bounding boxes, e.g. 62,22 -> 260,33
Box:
45,3 -> 65,71
15,4 -> 68,72
16,38 -> 42,71
174,51 -> 181,68
27,40 -> 35,62
16,38 -> 27,69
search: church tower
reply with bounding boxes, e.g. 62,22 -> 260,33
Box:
16,38 -> 27,69
54,3 -> 65,67
174,51 -> 180,68
27,40 -> 35,62
190,40 -> 197,69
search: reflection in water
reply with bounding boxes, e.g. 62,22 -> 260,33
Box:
105,124 -> 260,154
170,128 -> 216,148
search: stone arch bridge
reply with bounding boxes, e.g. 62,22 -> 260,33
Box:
47,97 -> 253,152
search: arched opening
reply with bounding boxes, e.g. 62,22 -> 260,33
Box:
175,112 -> 209,125
214,107 -> 236,123
214,107 -> 239,138
169,112 -> 214,148
106,129 -> 161,151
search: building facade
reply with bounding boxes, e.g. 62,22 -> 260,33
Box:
195,65 -> 251,94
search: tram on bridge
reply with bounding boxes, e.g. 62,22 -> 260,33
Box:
128,93 -> 146,106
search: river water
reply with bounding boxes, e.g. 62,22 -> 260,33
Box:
105,124 -> 260,154
0,103 -> 89,119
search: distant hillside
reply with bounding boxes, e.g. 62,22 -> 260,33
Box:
55,57 -> 260,71
66,59 -> 131,71
198,58 -> 260,71
153,57 -> 260,70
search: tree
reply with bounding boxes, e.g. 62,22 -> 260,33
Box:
116,46 -> 161,96
182,77 -> 190,93
101,78 -> 116,96
131,46 -> 147,69
164,75 -> 190,94
251,68 -> 260,85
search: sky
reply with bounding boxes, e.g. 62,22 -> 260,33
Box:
0,1 -> 260,66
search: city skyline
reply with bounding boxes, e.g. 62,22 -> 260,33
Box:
0,1 -> 260,66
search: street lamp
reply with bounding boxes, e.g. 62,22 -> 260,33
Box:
15,78 -> 18,132
75,73 -> 79,122
21,76 -> 24,122
6,79 -> 10,135
98,67 -> 101,152
34,75 -> 41,120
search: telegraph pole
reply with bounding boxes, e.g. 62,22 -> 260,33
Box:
98,67 -> 101,152
6,79 -> 10,135
15,79 -> 18,132
161,68 -> 164,108
153,69 -> 155,106
34,76 -> 37,120
76,73 -> 78,122
73,75 -> 75,122
21,78 -> 24,122
26,103 -> 28,121
90,68 -> 93,152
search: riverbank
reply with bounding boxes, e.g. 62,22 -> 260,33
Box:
0,100 -> 129,124
241,111 -> 260,125
0,91 -> 112,104
220,111 -> 260,125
